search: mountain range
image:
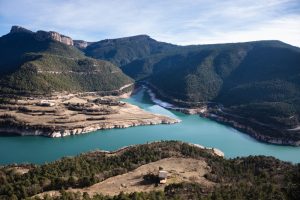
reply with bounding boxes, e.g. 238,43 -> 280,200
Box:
79,33 -> 300,145
1,26 -> 300,144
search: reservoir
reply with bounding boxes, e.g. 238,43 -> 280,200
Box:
0,88 -> 300,165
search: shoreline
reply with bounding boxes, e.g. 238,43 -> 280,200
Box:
0,91 -> 180,138
141,84 -> 300,147
0,116 -> 179,138
207,114 -> 300,146
94,141 -> 224,158
142,85 -> 208,114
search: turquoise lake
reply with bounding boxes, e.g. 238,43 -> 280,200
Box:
0,88 -> 300,165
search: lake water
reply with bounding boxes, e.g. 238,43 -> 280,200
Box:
0,88 -> 300,165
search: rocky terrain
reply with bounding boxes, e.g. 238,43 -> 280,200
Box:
10,25 -> 74,46
74,40 -> 91,49
0,93 -> 179,138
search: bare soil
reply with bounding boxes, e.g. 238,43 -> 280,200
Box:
0,93 -> 179,137
35,157 -> 214,198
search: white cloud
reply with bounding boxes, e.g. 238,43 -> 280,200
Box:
0,0 -> 299,47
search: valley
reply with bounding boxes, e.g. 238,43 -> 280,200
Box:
1,87 -> 300,165
1,25 -> 300,146
83,36 -> 300,146
1,0 -> 300,199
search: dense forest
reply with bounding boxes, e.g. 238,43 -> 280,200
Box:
84,35 -> 178,67
0,141 -> 299,200
0,28 -> 133,95
81,36 -> 300,143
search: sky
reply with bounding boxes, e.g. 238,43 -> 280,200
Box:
0,0 -> 300,46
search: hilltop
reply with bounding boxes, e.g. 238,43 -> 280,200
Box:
0,26 -> 133,95
0,141 -> 299,200
83,35 -> 177,67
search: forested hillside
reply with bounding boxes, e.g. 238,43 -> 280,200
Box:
82,36 -> 300,144
0,27 -> 133,95
0,141 -> 299,200
84,35 -> 178,67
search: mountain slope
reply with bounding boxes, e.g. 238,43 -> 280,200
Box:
84,35 -> 178,67
82,36 -> 300,144
149,42 -> 300,144
0,26 -> 133,95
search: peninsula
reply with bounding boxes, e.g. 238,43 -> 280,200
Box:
0,92 -> 179,137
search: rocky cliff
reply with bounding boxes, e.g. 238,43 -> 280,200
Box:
35,31 -> 73,45
10,25 -> 33,34
74,40 -> 91,49
9,25 -> 74,46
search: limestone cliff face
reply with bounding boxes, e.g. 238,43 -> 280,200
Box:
9,25 -> 74,46
35,31 -> 73,46
74,40 -> 90,49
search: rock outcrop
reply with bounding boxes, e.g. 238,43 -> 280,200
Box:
10,25 -> 33,34
74,40 -> 91,49
35,30 -> 73,45
9,25 -> 74,46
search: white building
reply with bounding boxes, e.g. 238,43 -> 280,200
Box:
38,100 -> 56,107
158,170 -> 168,184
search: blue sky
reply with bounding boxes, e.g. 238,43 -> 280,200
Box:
1,0 -> 300,46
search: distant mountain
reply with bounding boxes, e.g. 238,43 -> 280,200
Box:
84,35 -> 178,66
73,40 -> 92,49
82,36 -> 300,144
0,26 -> 133,95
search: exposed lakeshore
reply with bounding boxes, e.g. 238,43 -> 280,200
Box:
0,92 -> 180,138
142,84 -> 300,147
1,87 -> 300,165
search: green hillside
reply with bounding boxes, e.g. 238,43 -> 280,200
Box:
0,28 -> 133,95
83,37 -> 300,143
84,35 -> 178,67
146,42 -> 300,140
